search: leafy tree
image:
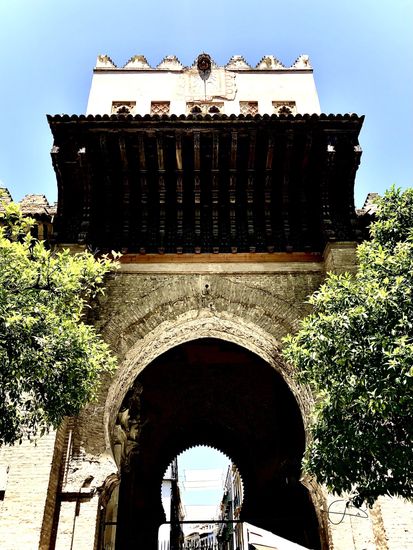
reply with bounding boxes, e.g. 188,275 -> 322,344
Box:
283,187 -> 413,505
0,198 -> 117,446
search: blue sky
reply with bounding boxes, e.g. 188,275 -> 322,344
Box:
0,0 -> 411,207
177,446 -> 230,511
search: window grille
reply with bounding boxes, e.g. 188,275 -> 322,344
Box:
151,102 -> 171,115
239,101 -> 258,116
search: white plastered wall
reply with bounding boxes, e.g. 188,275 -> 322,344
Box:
86,67 -> 321,116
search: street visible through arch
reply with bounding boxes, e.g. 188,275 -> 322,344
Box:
114,338 -> 323,549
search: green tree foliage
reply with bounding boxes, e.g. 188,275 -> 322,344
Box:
283,187 -> 413,505
0,199 -> 117,446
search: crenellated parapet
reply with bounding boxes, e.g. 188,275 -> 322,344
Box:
93,52 -> 313,71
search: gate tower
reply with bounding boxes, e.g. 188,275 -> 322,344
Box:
3,53 -> 408,550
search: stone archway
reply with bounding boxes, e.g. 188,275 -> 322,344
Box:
104,310 -> 313,450
111,337 -> 324,550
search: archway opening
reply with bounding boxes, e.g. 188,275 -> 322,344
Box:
158,446 -> 244,549
113,338 -> 322,550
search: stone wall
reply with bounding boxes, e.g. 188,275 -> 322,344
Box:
0,432 -> 58,549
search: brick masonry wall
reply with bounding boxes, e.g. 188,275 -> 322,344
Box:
39,419 -> 72,550
379,497 -> 413,549
54,502 -> 75,550
327,495 -> 413,550
54,498 -> 100,550
0,432 -> 57,550
327,494 -> 376,549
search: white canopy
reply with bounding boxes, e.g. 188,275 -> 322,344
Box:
245,522 -> 312,550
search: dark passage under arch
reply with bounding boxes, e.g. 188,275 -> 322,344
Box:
114,338 -> 322,549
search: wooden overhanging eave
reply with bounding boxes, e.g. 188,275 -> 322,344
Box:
48,113 -> 364,254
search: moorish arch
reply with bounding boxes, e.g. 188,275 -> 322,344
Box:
102,325 -> 328,550
103,309 -> 314,447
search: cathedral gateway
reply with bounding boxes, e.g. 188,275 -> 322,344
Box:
1,53 -> 411,550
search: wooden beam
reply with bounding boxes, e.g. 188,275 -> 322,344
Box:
177,205 -> 183,239
158,173 -> 166,249
98,135 -> 116,244
119,136 -> 128,169
281,130 -> 294,251
193,132 -> 201,249
319,137 -> 337,240
156,134 -> 166,251
212,172 -> 219,251
156,133 -> 164,171
212,132 -> 219,170
158,203 -> 166,253
229,131 -> 238,248
77,146 -> 92,244
158,174 -> 166,204
193,132 -> 200,171
230,131 -> 238,170
264,134 -> 275,205
264,177 -> 272,242
175,132 -> 183,171
247,174 -> 255,242
246,131 -> 257,249
138,175 -> 148,254
264,134 -> 275,245
138,134 -> 146,170
119,252 -> 323,264
248,130 -> 256,170
176,173 -> 183,249
137,133 -> 148,252
119,137 -> 131,252
229,173 -> 237,243
176,173 -> 183,207
266,134 -> 274,170
298,133 -> 313,249
194,175 -> 201,241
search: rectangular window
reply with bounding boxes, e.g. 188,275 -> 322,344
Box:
111,101 -> 136,115
272,101 -> 297,115
239,101 -> 258,116
186,102 -> 224,115
150,102 -> 170,115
